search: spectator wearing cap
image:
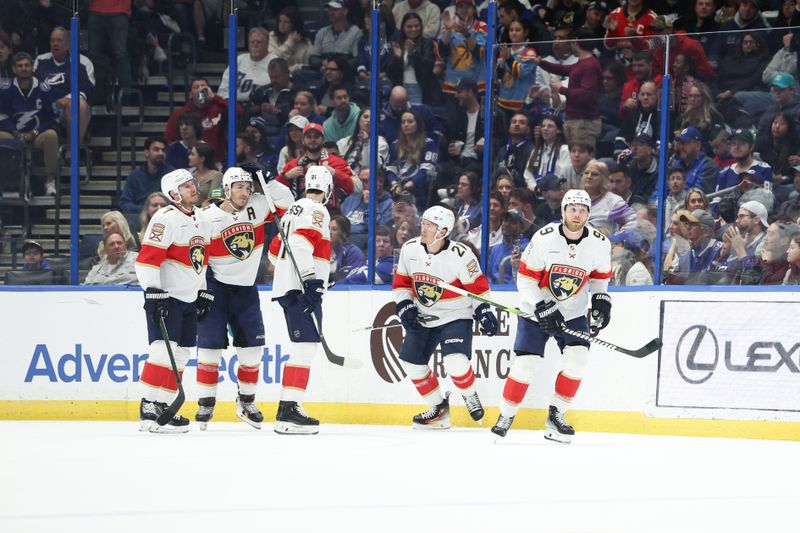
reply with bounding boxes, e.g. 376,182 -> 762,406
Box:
322,84 -> 361,144
649,16 -> 715,82
218,27 -> 277,103
603,0 -> 657,52
755,72 -> 800,138
582,1 -> 609,40
378,85 -> 442,147
311,2 -> 361,61
235,131 -> 272,172
711,0 -> 770,64
487,208 -> 530,284
437,0 -> 488,97
755,110 -> 800,180
243,116 -> 272,161
621,133 -> 658,201
20,241 -> 49,272
0,51 -> 59,196
674,0 -> 720,53
165,112 -> 202,170
609,229 -> 653,286
165,77 -> 242,163
248,57 -> 296,147
666,209 -> 724,284
671,126 -> 719,193
618,80 -> 660,148
83,231 -> 139,286
716,200 -> 768,273
716,129 -> 773,191
341,168 -> 393,249
777,165 -> 800,220
492,112 -> 533,188
535,174 -> 566,225
763,30 -> 799,90
392,0 -> 441,40
507,187 -> 540,240
277,121 -> 361,215
385,109 -> 439,211
713,31 -> 769,110
581,159 -> 637,235
277,115 -> 308,173
337,108 -> 389,176
609,164 -> 647,208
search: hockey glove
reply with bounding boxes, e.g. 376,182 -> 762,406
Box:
301,279 -> 325,313
474,303 -> 499,336
196,289 -> 215,322
240,161 -> 264,178
143,287 -> 169,322
534,300 -> 565,336
396,299 -> 419,331
590,293 -> 612,333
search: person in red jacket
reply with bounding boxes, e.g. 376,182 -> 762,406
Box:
604,0 -> 656,52
649,16 -> 715,82
619,51 -> 663,115
165,77 -> 242,163
277,122 -> 361,216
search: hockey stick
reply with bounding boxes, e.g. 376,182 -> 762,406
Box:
434,281 -> 661,358
352,314 -> 439,332
156,314 -> 186,425
256,170 -> 363,369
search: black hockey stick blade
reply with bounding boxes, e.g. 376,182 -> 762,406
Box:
156,314 -> 186,425
562,325 -> 661,358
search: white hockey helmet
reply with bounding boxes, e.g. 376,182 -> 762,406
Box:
161,168 -> 196,203
422,205 -> 455,238
222,166 -> 253,199
305,165 -> 333,204
561,188 -> 592,214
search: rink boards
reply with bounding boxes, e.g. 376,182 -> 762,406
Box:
1,287 -> 800,441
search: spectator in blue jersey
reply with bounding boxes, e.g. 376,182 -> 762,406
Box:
671,126 -> 719,193
386,12 -> 439,106
119,136 -> 174,213
716,129 -> 773,191
87,0 -> 132,89
341,167 -> 393,250
386,109 -> 439,211
378,85 -> 442,147
33,27 -> 94,151
340,225 -> 395,284
20,240 -> 50,272
355,8 -> 392,87
329,215 -> 366,282
0,52 -> 60,196
165,112 -> 202,169
487,209 -> 529,284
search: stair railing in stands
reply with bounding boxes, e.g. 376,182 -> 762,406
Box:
167,33 -> 198,116
114,88 -> 144,202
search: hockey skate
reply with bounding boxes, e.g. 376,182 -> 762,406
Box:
236,394 -> 264,430
490,414 -> 515,438
195,397 -> 216,431
139,398 -> 159,432
274,401 -> 319,435
462,391 -> 484,423
412,391 -> 451,429
544,405 -> 575,444
140,399 -> 190,434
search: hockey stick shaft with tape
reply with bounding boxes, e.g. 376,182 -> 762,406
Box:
156,314 -> 186,425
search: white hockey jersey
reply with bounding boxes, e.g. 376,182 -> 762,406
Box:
393,238 -> 491,328
135,205 -> 212,303
205,182 -> 294,286
217,52 -> 276,102
518,223 -> 612,321
268,197 -> 332,297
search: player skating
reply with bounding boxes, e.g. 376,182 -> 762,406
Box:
135,169 -> 213,433
268,165 -> 334,435
392,206 -> 499,429
491,189 -> 612,443
194,166 -> 293,430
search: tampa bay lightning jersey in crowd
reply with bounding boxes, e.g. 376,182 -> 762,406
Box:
0,78 -> 57,133
33,52 -> 96,102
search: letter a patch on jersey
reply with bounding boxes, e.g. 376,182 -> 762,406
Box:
548,264 -> 587,301
413,273 -> 444,307
189,236 -> 206,273
222,223 -> 255,260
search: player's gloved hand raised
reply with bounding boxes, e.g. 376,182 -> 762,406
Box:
143,287 -> 169,322
534,300 -> 565,336
474,303 -> 498,336
396,299 -> 419,331
196,289 -> 215,322
301,279 -> 325,313
240,162 -> 263,178
590,293 -> 612,333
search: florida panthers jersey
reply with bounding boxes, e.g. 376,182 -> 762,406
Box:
268,197 -> 332,297
205,182 -> 294,286
135,205 -> 212,303
517,223 -> 611,321
393,238 -> 491,327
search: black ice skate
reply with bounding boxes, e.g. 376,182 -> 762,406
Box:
150,402 -> 190,434
490,414 -> 515,437
139,398 -> 159,432
236,394 -> 264,430
274,400 -> 319,435
544,405 -> 574,444
195,397 -> 216,431
412,391 -> 451,429
462,391 -> 484,423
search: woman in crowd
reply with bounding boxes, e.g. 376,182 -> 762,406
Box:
523,114 -> 570,188
137,192 -> 170,242
684,187 -> 710,212
496,19 -> 544,115
277,115 -> 309,173
754,111 -> 800,181
188,141 -> 223,201
385,110 -> 439,211
676,81 -> 724,143
165,112 -> 202,170
329,215 -> 366,282
783,231 -> 800,285
97,210 -> 139,260
671,53 -> 697,116
714,32 -> 769,111
488,191 -> 506,247
337,108 -> 389,175
598,62 -> 626,130
288,90 -> 325,125
386,12 -> 438,105
452,171 -> 482,249
393,217 -> 418,249
268,6 -> 311,72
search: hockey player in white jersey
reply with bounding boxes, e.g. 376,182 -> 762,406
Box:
392,205 -> 499,429
491,189 -> 612,443
135,169 -> 213,433
268,166 -> 333,435
195,166 -> 294,430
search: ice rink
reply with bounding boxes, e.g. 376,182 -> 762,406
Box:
1,421 -> 798,533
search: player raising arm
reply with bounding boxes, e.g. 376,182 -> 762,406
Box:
491,189 -> 612,443
194,166 -> 293,430
393,206 -> 499,429
134,169 -> 213,433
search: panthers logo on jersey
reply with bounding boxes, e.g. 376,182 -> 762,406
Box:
221,223 -> 255,260
189,236 -> 206,273
413,273 -> 444,307
548,264 -> 587,301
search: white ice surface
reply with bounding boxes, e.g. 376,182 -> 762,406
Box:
0,421 -> 798,533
